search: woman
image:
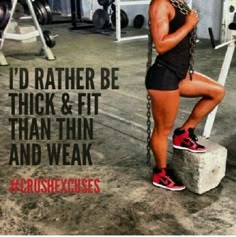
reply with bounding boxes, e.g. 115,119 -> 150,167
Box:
145,0 -> 225,191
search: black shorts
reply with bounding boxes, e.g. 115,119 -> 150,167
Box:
145,62 -> 184,90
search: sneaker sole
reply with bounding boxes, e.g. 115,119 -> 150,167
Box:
173,145 -> 207,153
152,182 -> 186,191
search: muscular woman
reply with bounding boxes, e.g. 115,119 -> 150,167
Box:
145,0 -> 225,191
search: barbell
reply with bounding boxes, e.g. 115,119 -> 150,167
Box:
0,1 -> 56,48
43,30 -> 57,48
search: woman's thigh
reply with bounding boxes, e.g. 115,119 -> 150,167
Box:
179,72 -> 225,98
148,89 -> 180,131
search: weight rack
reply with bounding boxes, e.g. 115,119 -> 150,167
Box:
0,0 -> 55,66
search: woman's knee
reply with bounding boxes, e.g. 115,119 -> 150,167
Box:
152,124 -> 174,138
212,84 -> 225,103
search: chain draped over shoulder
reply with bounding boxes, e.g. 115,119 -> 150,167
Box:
147,0 -> 197,79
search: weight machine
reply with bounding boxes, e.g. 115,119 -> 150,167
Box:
115,0 -> 150,42
203,22 -> 236,138
0,0 -> 56,66
92,0 -> 128,33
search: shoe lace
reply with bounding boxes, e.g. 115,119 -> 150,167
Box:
189,129 -> 198,142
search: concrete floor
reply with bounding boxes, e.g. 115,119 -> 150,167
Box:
0,24 -> 236,234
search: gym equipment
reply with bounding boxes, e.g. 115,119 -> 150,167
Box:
38,0 -> 52,24
98,0 -> 114,7
47,0 -> 71,24
92,9 -> 109,29
70,0 -> 94,30
111,9 -> 129,29
43,30 -> 57,48
32,0 -> 52,25
203,24 -> 236,138
0,1 -> 11,30
229,21 -> 236,29
18,0 -> 30,14
133,14 -> 145,29
0,0 -> 56,65
32,0 -> 48,24
92,1 -> 129,32
22,0 -> 70,25
111,3 -> 115,11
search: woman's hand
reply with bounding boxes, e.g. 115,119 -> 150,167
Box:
185,10 -> 199,30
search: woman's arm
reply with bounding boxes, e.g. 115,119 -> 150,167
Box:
149,0 -> 198,54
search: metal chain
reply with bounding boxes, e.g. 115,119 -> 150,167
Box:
146,30 -> 153,165
169,0 -> 198,79
146,94 -> 152,165
169,0 -> 191,15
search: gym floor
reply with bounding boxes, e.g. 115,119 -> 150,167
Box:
0,24 -> 236,234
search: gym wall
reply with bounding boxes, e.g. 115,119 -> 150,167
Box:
192,0 -> 223,40
221,0 -> 236,42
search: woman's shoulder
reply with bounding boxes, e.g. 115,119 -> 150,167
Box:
149,0 -> 173,14
149,0 -> 173,19
150,0 -> 172,8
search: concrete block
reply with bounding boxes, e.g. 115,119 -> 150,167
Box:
15,25 -> 37,43
171,137 -> 227,194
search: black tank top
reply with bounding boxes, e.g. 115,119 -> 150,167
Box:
155,6 -> 191,78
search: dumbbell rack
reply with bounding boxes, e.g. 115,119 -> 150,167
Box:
0,0 -> 55,66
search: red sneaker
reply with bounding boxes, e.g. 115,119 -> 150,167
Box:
173,128 -> 207,153
152,169 -> 185,191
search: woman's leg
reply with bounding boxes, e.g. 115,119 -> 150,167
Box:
179,72 -> 225,129
148,89 -> 185,191
172,72 -> 225,152
148,89 -> 180,169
